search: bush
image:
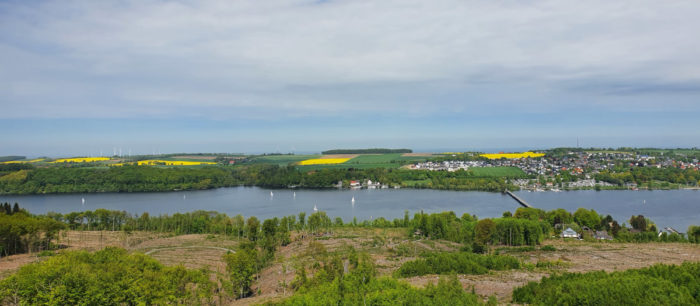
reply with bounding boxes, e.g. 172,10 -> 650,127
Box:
0,247 -> 214,305
540,245 -> 556,252
395,252 -> 520,277
513,262 -> 700,305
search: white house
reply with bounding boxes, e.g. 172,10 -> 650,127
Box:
561,227 -> 579,239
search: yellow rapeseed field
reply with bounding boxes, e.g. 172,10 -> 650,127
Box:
49,157 -> 110,163
480,152 -> 545,159
0,158 -> 44,164
136,160 -> 217,166
298,158 -> 351,165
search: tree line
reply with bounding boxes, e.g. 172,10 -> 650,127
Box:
0,203 -> 65,257
0,164 -> 519,195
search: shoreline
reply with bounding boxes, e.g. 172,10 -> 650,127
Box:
1,185 -> 698,197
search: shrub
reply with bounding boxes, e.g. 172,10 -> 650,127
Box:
395,252 -> 520,277
513,262 -> 700,305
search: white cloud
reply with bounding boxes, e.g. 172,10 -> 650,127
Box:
1,0 -> 700,118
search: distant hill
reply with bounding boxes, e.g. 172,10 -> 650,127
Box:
0,156 -> 25,162
322,148 -> 412,154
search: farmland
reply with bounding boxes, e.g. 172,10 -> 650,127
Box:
0,158 -> 44,164
135,160 -> 217,166
345,153 -> 429,164
297,157 -> 352,165
480,152 -> 545,160
245,154 -> 320,166
293,153 -> 430,171
49,157 -> 111,163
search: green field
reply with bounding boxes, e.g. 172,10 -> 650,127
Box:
468,167 -> 526,177
296,163 -> 403,171
344,153 -> 428,164
247,155 -> 320,166
294,153 -> 430,171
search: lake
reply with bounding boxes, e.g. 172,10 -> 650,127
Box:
2,187 -> 698,231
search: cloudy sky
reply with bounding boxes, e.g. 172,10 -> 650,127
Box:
1,0 -> 699,156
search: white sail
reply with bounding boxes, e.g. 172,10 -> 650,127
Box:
313,204 -> 318,212
270,191 -> 274,197
81,197 -> 85,205
293,192 -> 296,198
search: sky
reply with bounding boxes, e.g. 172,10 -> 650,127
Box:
1,0 -> 699,156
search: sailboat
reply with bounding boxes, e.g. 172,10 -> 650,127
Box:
183,194 -> 186,200
351,196 -> 355,206
313,204 -> 318,212
81,197 -> 85,205
293,192 -> 296,198
270,191 -> 274,198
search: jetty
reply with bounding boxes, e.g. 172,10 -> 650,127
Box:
505,190 -> 532,208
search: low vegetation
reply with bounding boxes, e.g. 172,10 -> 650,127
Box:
512,262 -> 700,305
0,247 -> 214,305
395,252 -> 520,277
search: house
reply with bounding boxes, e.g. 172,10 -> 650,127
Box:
594,231 -> 613,240
561,227 -> 579,239
350,180 -> 361,189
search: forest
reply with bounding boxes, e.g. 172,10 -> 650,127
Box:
0,164 -> 518,195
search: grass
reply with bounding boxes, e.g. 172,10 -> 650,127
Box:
248,155 -> 320,166
296,163 -> 402,171
345,154 -> 427,164
469,166 -> 526,177
296,154 -> 428,170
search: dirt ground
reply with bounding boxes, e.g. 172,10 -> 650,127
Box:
1,229 -> 698,305
401,153 -> 435,157
404,240 -> 700,302
239,230 -> 700,304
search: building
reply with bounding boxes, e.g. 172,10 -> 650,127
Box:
594,231 -> 613,240
561,227 -> 579,239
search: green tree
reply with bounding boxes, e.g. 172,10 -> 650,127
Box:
246,216 -> 260,241
474,219 -> 496,246
573,208 -> 601,229
224,247 -> 259,299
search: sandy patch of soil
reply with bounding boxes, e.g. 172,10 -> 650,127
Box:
401,153 -> 435,157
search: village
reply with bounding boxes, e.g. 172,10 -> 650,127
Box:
408,150 -> 700,191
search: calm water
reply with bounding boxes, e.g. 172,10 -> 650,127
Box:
2,187 -> 698,231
